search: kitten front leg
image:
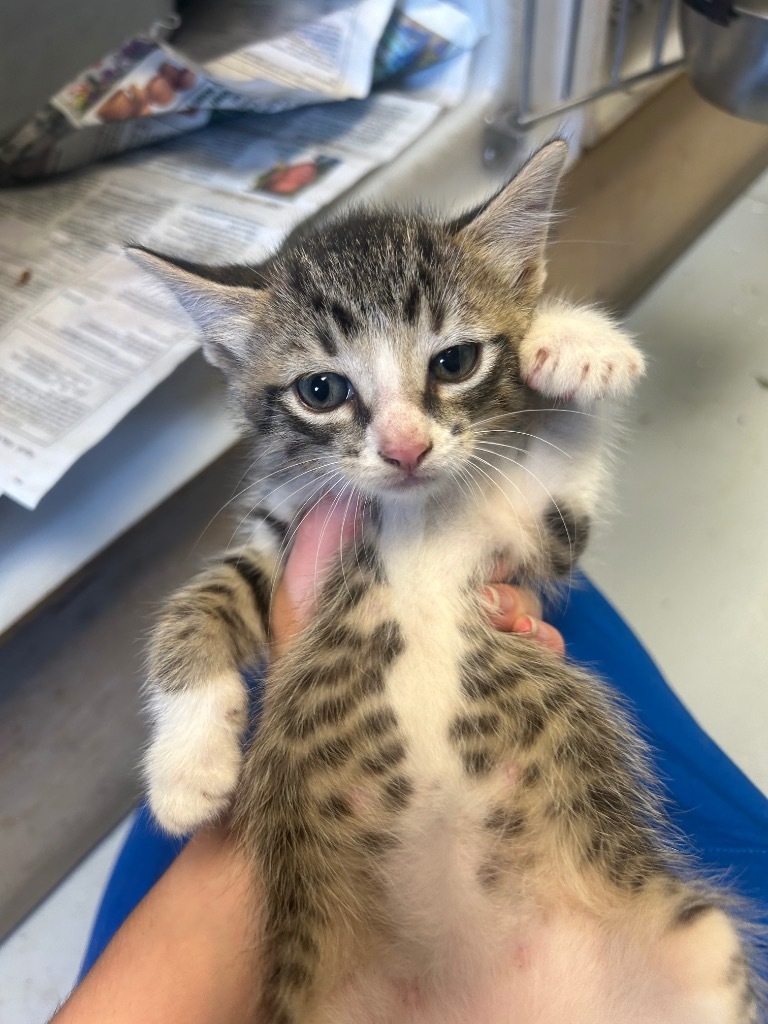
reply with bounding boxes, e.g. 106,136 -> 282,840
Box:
144,546 -> 275,835
521,300 -> 645,405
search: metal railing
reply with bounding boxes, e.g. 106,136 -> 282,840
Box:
485,0 -> 684,163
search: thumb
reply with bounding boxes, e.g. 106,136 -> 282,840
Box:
274,493 -> 360,648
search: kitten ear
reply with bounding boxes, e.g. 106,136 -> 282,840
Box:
126,245 -> 268,374
452,140 -> 568,293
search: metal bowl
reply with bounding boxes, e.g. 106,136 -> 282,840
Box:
682,0 -> 768,123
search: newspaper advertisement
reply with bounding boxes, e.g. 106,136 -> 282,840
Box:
0,92 -> 442,508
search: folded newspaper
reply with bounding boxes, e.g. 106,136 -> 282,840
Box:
0,0 -> 485,509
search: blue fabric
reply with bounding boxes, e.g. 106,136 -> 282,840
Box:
80,804 -> 188,978
548,578 -> 768,915
79,576 -> 768,980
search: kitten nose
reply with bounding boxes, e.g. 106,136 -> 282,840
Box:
378,439 -> 432,473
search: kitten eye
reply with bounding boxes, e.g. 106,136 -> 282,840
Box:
296,372 -> 352,411
430,343 -> 479,383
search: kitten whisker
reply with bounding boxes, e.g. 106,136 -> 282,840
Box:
337,484 -> 359,609
198,454 -> 329,549
473,408 -> 598,422
254,459 -> 338,523
466,460 -> 529,563
475,428 -> 573,460
474,444 -> 575,596
530,407 -> 597,419
268,471 -> 344,609
468,451 -> 544,559
231,466 -> 338,604
472,438 -> 527,454
227,459 -> 335,553
230,435 -> 284,494
266,474 -> 343,619
453,461 -> 484,506
350,487 -> 369,587
313,480 -> 353,610
274,468 -> 339,564
235,456 -> 332,515
446,464 -> 474,506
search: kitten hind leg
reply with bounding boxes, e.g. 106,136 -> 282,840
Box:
144,547 -> 274,834
596,883 -> 760,1024
254,838 -> 365,1024
649,897 -> 759,1023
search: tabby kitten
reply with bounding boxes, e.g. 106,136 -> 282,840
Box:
131,141 -> 760,1023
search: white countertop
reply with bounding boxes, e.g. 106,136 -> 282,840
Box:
584,168 -> 768,796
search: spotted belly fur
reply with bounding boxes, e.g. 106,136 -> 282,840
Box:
233,535 -> 759,1024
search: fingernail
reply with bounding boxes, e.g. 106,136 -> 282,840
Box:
513,615 -> 538,636
481,586 -> 501,613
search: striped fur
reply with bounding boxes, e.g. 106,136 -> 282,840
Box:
135,142 -> 762,1022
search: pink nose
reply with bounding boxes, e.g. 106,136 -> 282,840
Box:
378,438 -> 432,473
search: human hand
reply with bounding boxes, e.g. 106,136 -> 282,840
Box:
270,496 -> 565,657
480,584 -> 566,656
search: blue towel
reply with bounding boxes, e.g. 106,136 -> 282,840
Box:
80,575 -> 768,979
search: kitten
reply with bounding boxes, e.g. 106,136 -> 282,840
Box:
131,141 -> 760,1023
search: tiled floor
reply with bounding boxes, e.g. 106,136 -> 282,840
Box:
0,171 -> 766,1022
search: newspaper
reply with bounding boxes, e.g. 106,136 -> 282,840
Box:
172,0 -> 396,101
0,92 -> 442,508
0,0 -> 475,184
0,0 -> 484,509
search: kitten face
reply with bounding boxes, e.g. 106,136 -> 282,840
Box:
129,141 -> 568,505
241,213 -> 530,502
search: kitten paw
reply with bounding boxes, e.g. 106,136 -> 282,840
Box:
521,305 -> 645,405
144,673 -> 247,835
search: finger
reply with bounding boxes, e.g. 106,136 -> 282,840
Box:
512,614 -> 566,657
282,492 -> 361,625
481,585 -> 543,628
481,586 -> 565,657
